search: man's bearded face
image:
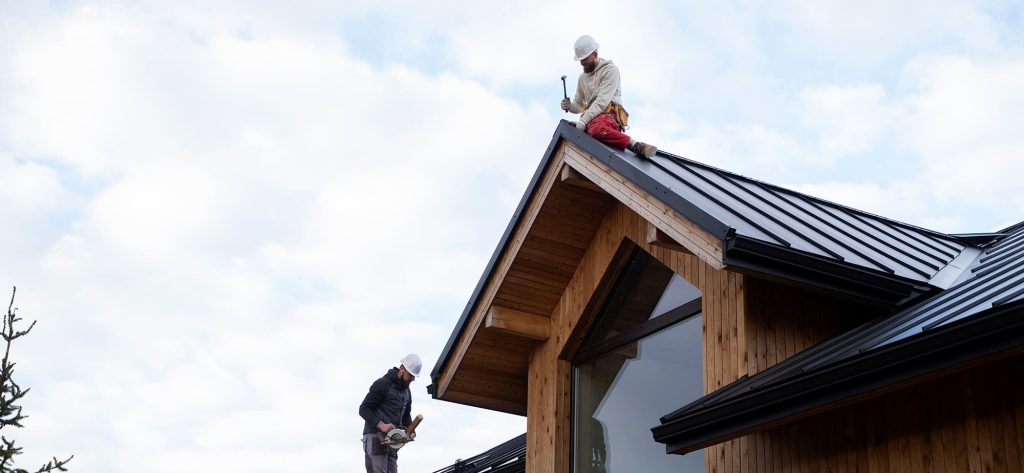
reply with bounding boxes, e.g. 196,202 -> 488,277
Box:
581,53 -> 597,73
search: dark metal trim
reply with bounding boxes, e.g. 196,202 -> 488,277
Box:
651,300 -> 1024,454
574,298 -> 703,364
428,124 -> 569,390
724,235 -> 934,306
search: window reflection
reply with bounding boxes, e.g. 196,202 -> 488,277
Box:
573,251 -> 703,472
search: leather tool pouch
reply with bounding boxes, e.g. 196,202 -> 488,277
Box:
602,102 -> 630,130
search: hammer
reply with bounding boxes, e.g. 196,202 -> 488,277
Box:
561,75 -> 568,113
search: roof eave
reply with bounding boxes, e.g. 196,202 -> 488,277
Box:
651,300 -> 1024,454
428,124 -> 568,394
724,235 -> 936,306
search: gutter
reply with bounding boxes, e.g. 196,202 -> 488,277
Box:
651,299 -> 1024,454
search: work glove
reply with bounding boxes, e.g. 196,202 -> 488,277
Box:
575,120 -> 587,131
561,98 -> 581,114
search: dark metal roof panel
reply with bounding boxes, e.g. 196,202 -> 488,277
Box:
645,151 -> 967,282
658,220 -> 1024,426
431,434 -> 526,473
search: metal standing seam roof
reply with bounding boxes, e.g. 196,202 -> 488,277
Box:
653,221 -> 1024,452
638,150 -> 968,286
430,121 -> 975,393
430,434 -> 526,473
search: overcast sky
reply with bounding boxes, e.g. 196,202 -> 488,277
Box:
0,1 -> 1022,472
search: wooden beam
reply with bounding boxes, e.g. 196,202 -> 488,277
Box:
485,306 -> 550,341
435,144 -> 570,400
560,163 -> 606,194
647,221 -> 695,255
561,141 -> 726,269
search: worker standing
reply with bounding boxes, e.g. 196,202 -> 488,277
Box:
359,354 -> 421,473
561,35 -> 658,158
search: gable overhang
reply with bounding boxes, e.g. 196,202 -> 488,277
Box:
428,122 -> 728,413
430,121 -> 956,413
651,299 -> 1024,455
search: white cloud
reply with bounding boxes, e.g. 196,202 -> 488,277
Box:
0,2 -> 1022,472
899,56 -> 1024,207
1,5 -> 532,472
796,83 -> 894,160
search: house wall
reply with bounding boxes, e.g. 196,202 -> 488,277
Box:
709,278 -> 882,472
524,200 -> 1021,473
748,354 -> 1024,473
527,202 -> 744,473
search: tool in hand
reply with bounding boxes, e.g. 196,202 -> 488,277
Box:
561,75 -> 569,113
381,414 -> 423,451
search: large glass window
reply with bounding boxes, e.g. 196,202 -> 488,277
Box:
573,250 -> 703,472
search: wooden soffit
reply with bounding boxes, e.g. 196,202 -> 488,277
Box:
433,134 -> 725,415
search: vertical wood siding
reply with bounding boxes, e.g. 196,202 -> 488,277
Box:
528,202 -> 742,473
525,201 -> 1024,473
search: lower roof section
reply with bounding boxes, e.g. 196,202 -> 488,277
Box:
654,222 -> 1024,453
430,433 -> 526,473
652,298 -> 1024,454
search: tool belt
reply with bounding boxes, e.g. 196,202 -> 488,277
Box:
602,101 -> 629,131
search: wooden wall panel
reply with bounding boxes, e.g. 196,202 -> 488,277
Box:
527,201 -> 744,473
740,355 -> 1024,473
515,147 -> 1024,473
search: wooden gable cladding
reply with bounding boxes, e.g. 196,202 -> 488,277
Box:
435,137 -> 733,416
528,202 -> 743,473
433,140 -> 618,414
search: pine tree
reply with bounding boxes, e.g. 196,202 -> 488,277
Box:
0,288 -> 72,473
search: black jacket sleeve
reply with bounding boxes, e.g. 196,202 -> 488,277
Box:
359,378 -> 389,426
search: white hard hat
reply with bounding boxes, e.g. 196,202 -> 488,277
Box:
573,35 -> 599,61
401,353 -> 422,377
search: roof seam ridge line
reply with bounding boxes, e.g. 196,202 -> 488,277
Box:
749,181 -> 876,262
749,186 -> 918,272
747,180 -> 900,265
657,161 -> 792,247
799,198 -> 917,276
977,238 -> 1024,266
657,150 -> 962,245
708,167 -> 846,260
978,231 -> 1024,260
919,262 -> 1024,332
974,245 -> 1024,274
872,212 -> 964,256
778,190 -> 898,275
993,285 -> 1024,307
973,248 -> 1024,277
639,159 -> 760,241
838,206 -> 946,271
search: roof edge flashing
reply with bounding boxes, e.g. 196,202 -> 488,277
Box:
429,124 -> 569,392
652,300 -> 1024,453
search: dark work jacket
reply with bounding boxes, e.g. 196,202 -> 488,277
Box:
359,367 -> 412,435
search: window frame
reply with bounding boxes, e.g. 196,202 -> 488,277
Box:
569,247 -> 705,473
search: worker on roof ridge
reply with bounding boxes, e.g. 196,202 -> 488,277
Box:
561,35 -> 658,159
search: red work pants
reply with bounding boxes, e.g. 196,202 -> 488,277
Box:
586,113 -> 631,150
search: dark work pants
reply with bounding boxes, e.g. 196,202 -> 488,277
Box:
363,433 -> 398,473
